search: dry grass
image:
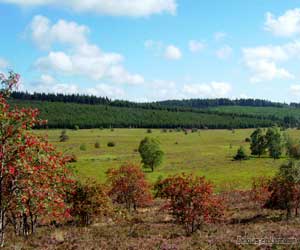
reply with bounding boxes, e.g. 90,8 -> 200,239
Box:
4,192 -> 300,250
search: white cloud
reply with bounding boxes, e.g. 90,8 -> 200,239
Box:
290,84 -> 300,96
30,16 -> 144,85
183,82 -> 232,98
242,41 -> 300,82
188,40 -> 205,53
86,84 -> 125,99
29,15 -> 89,50
246,60 -> 294,83
30,74 -> 80,94
29,74 -> 125,99
216,45 -> 232,59
0,0 -> 177,17
164,45 -> 182,60
0,58 -> 8,68
265,9 -> 300,37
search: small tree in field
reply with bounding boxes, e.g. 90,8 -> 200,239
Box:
250,128 -> 267,157
0,72 -> 74,245
234,146 -> 249,161
156,174 -> 224,235
138,137 -> 164,172
266,127 -> 283,159
106,164 -> 152,211
59,130 -> 69,142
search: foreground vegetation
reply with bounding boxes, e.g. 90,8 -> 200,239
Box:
3,74 -> 300,249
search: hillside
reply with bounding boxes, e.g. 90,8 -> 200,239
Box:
8,92 -> 300,129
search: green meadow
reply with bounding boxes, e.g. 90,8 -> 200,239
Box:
36,128 -> 300,191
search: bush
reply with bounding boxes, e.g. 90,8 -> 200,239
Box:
107,141 -> 116,147
69,180 -> 112,226
59,130 -> 69,142
245,137 -> 251,142
288,144 -> 300,159
94,141 -> 100,149
80,144 -> 87,151
156,174 -> 224,235
106,164 -> 153,211
147,129 -> 152,134
234,146 -> 249,161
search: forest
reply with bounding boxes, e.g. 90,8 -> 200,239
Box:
8,92 -> 300,129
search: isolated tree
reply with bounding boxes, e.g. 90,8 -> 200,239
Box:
266,127 -> 283,159
138,137 -> 164,172
250,128 -> 267,157
234,146 -> 248,161
59,130 -> 69,142
106,164 -> 152,211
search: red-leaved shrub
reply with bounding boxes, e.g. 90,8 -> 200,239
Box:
106,164 -> 153,211
155,174 -> 225,234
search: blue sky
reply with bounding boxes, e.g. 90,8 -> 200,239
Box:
1,0 -> 300,102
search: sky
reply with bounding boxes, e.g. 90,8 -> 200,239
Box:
1,1 -> 300,102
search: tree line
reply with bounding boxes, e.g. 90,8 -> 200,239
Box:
9,99 -> 276,129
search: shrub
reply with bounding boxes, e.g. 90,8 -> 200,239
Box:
94,141 -> 100,149
80,144 -> 87,151
245,137 -> 251,142
107,141 -> 116,147
106,164 -> 153,211
156,174 -> 224,235
147,129 -> 152,134
252,161 -> 300,219
59,130 -> 69,142
69,180 -> 112,226
288,144 -> 300,159
234,146 -> 249,161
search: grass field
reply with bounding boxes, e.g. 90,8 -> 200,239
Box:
36,128 -> 299,191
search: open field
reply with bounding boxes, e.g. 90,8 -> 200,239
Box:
36,128 -> 299,191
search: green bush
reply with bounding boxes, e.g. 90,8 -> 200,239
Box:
107,141 -> 116,147
80,144 -> 87,151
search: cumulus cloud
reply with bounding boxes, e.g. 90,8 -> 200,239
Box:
265,9 -> 300,37
216,45 -> 233,59
188,40 -> 205,53
29,15 -> 89,50
30,16 -> 144,85
242,41 -> 300,82
29,74 -> 125,99
30,74 -> 80,94
0,0 -> 177,17
183,82 -> 232,98
164,45 -> 182,60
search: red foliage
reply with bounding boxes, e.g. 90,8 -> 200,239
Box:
106,164 -> 153,211
251,177 -> 272,207
155,174 -> 225,234
0,72 -> 74,243
68,180 -> 112,226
